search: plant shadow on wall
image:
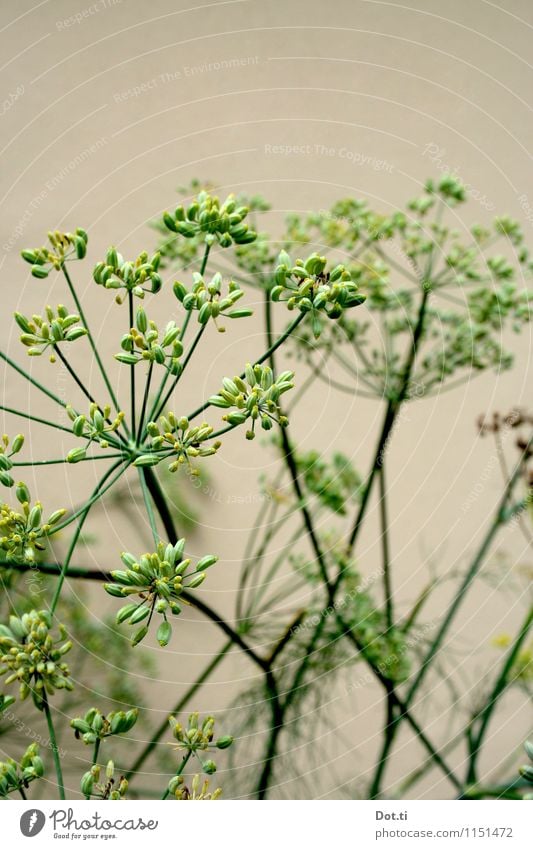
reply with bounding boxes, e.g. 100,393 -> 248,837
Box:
0,176 -> 532,800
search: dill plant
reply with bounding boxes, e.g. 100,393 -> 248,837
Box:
0,176 -> 531,800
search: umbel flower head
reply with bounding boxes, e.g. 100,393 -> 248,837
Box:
0,433 -> 25,489
21,228 -> 88,278
272,251 -> 366,338
65,403 -> 125,461
136,415 -> 221,475
163,190 -> 257,247
0,609 -> 73,708
173,272 -> 252,332
80,760 -> 128,800
71,706 -> 138,745
169,711 -> 233,774
93,248 -> 162,303
104,539 -> 218,646
209,363 -> 294,440
0,482 -> 66,563
0,743 -> 44,798
115,307 -> 183,373
15,305 -> 87,362
168,774 -> 222,800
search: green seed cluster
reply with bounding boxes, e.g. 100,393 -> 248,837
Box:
104,539 -> 218,646
0,743 -> 44,798
15,305 -> 87,362
65,403 -> 125,462
116,307 -> 183,372
272,251 -> 365,338
209,363 -> 294,440
173,271 -> 252,331
93,248 -> 162,303
71,706 -> 138,745
136,415 -> 221,474
81,759 -> 128,800
0,433 -> 25,489
21,228 -> 88,278
163,190 -> 257,247
0,610 -> 73,707
168,774 -> 222,800
169,711 -> 233,775
0,482 -> 65,563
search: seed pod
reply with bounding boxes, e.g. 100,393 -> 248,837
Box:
31,265 -> 49,279
15,482 -> 30,504
66,447 -> 87,464
196,554 -> 218,571
131,625 -> 149,647
157,620 -> 172,647
216,735 -> 233,749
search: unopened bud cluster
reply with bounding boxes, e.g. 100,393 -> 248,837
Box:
168,773 -> 222,800
71,706 -> 138,745
93,248 -> 162,303
0,610 -> 73,707
169,711 -> 233,774
104,539 -> 218,646
272,251 -> 365,338
81,759 -> 128,800
15,305 -> 87,361
137,414 -> 220,474
209,363 -> 293,440
21,228 -> 88,277
173,272 -> 252,332
163,190 -> 257,247
0,433 -> 25,489
0,481 -> 65,563
116,307 -> 183,372
0,743 -> 44,798
66,404 -> 125,461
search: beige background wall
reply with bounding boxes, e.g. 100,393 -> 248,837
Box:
1,0 -> 532,798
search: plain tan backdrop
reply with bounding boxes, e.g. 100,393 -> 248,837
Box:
1,0 -> 532,798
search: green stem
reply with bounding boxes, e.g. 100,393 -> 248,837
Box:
347,284 -> 430,552
0,349 -> 68,409
137,361 -> 154,444
62,265 -> 123,425
161,751 -> 191,800
126,640 -> 233,780
12,454 -> 124,466
50,460 -> 128,611
138,467 -> 161,545
54,346 -> 125,449
0,403 -> 73,435
186,312 -> 306,423
142,467 -> 178,542
466,606 -> 533,785
151,324 -> 206,424
85,738 -> 101,799
378,464 -> 393,629
42,689 -> 65,800
128,292 -> 136,436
